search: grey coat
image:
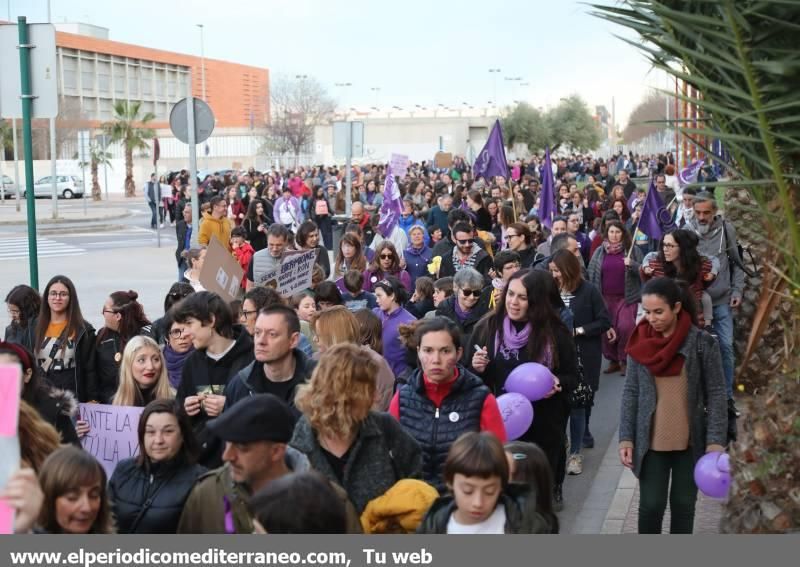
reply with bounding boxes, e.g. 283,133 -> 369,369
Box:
619,326 -> 728,477
587,245 -> 643,305
290,411 -> 423,513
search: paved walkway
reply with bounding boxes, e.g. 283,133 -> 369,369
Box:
0,199 -> 133,225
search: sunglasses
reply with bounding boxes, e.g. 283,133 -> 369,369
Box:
380,254 -> 394,260
169,292 -> 190,299
456,238 -> 474,245
460,289 -> 481,297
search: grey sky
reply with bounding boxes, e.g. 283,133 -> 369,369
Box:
8,0 -> 662,127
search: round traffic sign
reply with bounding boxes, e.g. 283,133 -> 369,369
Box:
169,97 -> 215,144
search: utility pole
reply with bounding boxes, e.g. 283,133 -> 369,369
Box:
197,24 -> 208,172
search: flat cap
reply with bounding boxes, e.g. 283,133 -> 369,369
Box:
206,394 -> 295,444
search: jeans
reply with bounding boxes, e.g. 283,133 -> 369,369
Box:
638,449 -> 697,534
148,201 -> 157,228
569,407 -> 585,455
712,303 -> 735,397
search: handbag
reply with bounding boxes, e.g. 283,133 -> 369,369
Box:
568,342 -> 595,409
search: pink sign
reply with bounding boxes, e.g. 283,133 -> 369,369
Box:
0,364 -> 22,534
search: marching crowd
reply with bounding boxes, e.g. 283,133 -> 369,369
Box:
1,151 -> 740,534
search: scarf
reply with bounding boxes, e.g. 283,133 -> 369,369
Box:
164,343 -> 195,389
602,240 -> 624,255
452,243 -> 481,272
626,309 -> 692,376
452,297 -> 472,323
494,316 -> 532,359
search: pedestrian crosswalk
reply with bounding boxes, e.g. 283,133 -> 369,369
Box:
0,237 -> 87,260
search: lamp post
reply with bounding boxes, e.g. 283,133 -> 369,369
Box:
197,24 -> 208,171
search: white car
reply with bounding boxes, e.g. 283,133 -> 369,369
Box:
25,175 -> 86,199
0,175 -> 18,198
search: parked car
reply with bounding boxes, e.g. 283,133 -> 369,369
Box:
24,175 -> 85,199
1,175 -> 18,198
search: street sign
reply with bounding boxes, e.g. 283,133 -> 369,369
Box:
169,97 -> 215,144
0,23 -> 58,119
333,121 -> 364,158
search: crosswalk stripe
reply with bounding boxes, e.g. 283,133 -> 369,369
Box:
0,237 -> 86,259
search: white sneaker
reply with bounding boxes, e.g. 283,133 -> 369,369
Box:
567,454 -> 583,475
159,223 -> 165,228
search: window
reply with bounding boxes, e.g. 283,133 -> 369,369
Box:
81,57 -> 95,94
97,60 -> 111,95
62,55 -> 78,92
114,63 -> 125,95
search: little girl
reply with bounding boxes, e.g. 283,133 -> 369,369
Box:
417,432 -> 550,534
505,441 -> 560,533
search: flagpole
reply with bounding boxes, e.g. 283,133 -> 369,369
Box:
627,212 -> 644,260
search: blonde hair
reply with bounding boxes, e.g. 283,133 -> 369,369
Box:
294,343 -> 377,439
311,306 -> 360,349
112,336 -> 174,406
18,400 -> 61,472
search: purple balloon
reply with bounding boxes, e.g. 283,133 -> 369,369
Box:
505,362 -> 555,402
496,393 -> 534,441
694,451 -> 731,499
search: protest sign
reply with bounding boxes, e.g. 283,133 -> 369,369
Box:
0,364 -> 21,534
79,403 -> 144,478
434,151 -> 453,169
199,236 -> 244,303
256,249 -> 317,297
390,153 -> 410,178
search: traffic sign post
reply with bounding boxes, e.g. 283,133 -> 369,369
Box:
333,121 -> 363,218
170,97 -> 214,247
78,130 -> 90,215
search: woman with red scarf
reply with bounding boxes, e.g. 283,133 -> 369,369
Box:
619,277 -> 727,534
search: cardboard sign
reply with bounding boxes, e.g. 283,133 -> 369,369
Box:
389,153 -> 410,178
257,248 -> 317,297
79,403 -> 144,479
434,151 -> 453,169
0,364 -> 21,534
199,236 -> 244,302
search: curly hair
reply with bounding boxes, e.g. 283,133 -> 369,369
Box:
294,343 -> 377,440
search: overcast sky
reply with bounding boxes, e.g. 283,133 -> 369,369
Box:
8,0 -> 665,127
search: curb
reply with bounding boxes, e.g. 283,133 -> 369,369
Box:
0,211 -> 132,226
600,464 -> 637,534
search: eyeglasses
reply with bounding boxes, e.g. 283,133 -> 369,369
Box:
456,238 -> 474,245
168,292 -> 190,300
168,328 -> 184,339
240,309 -> 258,319
506,233 -> 519,239
48,291 -> 69,299
460,289 -> 481,297
379,254 -> 394,260
662,243 -> 679,249
102,309 -> 117,315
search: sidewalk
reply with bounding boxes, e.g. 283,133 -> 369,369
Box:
0,199 -> 133,225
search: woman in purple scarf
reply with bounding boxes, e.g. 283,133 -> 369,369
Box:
162,317 -> 195,389
466,269 -> 578,510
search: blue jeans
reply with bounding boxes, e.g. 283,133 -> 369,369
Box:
712,302 -> 735,398
569,407 -> 585,455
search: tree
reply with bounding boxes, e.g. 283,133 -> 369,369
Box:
501,103 -> 550,153
623,93 -> 668,143
76,139 -> 113,202
103,101 -> 155,197
266,75 -> 335,160
593,0 -> 800,533
547,94 -> 602,153
0,119 -> 12,159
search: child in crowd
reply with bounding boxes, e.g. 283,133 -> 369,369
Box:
291,291 -> 318,351
417,432 -> 552,534
505,441 -> 559,534
406,276 -> 434,318
430,277 -> 454,313
230,227 -> 254,292
340,270 -> 377,312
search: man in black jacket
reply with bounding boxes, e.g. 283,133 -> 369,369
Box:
438,222 -> 492,282
175,202 -> 192,282
172,292 -> 254,467
224,305 -> 315,419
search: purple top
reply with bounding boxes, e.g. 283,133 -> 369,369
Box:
601,250 -> 626,296
362,269 -> 412,294
374,306 -> 417,377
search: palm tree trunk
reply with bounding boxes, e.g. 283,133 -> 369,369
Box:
124,144 -> 135,197
91,157 -> 101,201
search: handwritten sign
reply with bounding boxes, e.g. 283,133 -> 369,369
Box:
79,403 -> 144,479
0,364 -> 21,534
257,248 -> 317,297
199,236 -> 244,303
389,153 -> 410,179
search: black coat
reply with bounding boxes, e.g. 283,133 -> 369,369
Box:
313,245 -> 331,279
108,458 -> 207,534
437,248 -> 492,283
27,386 -> 79,445
435,291 -> 491,344
95,325 -> 153,404
4,316 -> 38,352
36,322 -> 97,403
567,281 -> 611,391
242,218 -> 268,252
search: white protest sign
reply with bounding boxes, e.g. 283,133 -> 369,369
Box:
390,153 -> 410,178
257,249 -> 317,297
79,403 -> 144,478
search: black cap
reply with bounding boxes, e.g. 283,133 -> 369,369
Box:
206,394 -> 295,444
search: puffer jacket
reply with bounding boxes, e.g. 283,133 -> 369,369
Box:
27,386 -> 79,445
416,484 -> 553,534
109,458 -> 207,533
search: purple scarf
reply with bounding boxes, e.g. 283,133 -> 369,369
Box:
494,316 -> 531,358
453,297 -> 472,323
164,343 -> 195,389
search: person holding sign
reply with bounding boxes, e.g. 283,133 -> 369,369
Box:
171,292 -> 254,468
111,337 -> 174,407
109,399 -> 206,533
36,446 -> 114,534
34,276 -> 97,403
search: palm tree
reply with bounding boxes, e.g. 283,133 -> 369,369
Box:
593,0 -> 800,533
77,140 -> 113,201
103,101 -> 155,198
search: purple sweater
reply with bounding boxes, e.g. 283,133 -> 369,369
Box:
362,269 -> 412,293
374,306 -> 417,377
601,251 -> 626,296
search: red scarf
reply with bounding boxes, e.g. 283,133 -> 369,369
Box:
625,310 -> 692,376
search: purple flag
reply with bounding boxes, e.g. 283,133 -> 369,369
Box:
678,160 -> 703,187
638,178 -> 676,240
376,166 -> 402,238
539,146 -> 556,229
473,119 -> 509,181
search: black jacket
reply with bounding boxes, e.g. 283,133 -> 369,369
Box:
95,326 -> 153,404
438,248 -> 492,282
416,485 -> 553,534
473,207 -> 492,232
26,386 -> 79,445
435,291 -> 491,343
566,281 -> 611,392
37,321 -> 97,403
176,326 -> 254,467
109,458 -> 207,534
176,219 -> 190,265
4,316 -> 38,352
223,349 -> 316,417
313,245 -> 331,279
516,246 -> 538,269
242,218 -> 268,252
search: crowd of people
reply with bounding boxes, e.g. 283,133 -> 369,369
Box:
1,150 -> 739,534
